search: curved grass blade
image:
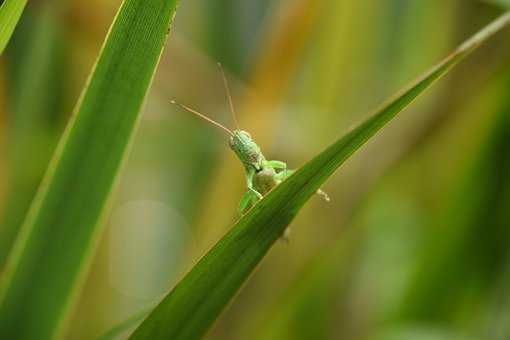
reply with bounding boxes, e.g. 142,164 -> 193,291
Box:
0,0 -> 28,54
130,12 -> 510,340
0,0 -> 178,338
99,308 -> 152,340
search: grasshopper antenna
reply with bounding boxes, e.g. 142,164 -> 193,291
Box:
171,100 -> 233,136
217,62 -> 239,130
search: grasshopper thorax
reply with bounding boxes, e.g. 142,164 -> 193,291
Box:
229,130 -> 265,171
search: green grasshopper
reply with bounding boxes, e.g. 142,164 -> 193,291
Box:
171,64 -> 329,220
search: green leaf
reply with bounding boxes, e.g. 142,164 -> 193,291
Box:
99,308 -> 152,340
0,1 -> 62,266
0,0 -> 178,339
251,234 -> 359,340
486,0 -> 510,9
0,0 -> 28,54
129,12 -> 510,340
396,64 -> 510,322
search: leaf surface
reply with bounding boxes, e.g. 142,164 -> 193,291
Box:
130,12 -> 510,340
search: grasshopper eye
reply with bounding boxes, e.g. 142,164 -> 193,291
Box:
229,136 -> 235,147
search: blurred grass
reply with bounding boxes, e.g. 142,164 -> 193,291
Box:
0,0 -> 28,53
0,1 -> 64,266
396,65 -> 510,325
99,306 -> 152,340
129,14 -> 510,338
248,229 -> 362,340
1,1 -> 510,339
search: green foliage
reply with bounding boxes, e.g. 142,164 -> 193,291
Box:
0,0 -> 28,54
0,0 -> 178,338
129,13 -> 510,340
99,308 -> 151,340
397,67 -> 510,322
0,1 -> 63,266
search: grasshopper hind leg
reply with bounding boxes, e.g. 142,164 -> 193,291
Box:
316,189 -> 330,202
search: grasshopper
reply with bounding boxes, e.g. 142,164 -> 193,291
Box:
171,64 -> 329,229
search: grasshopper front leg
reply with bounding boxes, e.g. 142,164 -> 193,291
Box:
238,190 -> 261,214
267,160 -> 287,170
246,167 -> 263,199
239,167 -> 263,214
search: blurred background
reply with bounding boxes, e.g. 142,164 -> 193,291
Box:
1,0 -> 510,339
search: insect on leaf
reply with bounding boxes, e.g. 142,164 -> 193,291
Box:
129,12 -> 510,340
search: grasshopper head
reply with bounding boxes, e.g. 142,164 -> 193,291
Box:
229,130 -> 265,171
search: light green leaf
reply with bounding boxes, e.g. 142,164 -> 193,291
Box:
0,0 -> 178,339
0,0 -> 28,54
130,12 -> 510,340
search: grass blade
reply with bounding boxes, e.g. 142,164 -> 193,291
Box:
0,0 -> 178,338
130,12 -> 510,340
396,66 -> 510,322
0,0 -> 28,54
0,1 -> 63,266
99,308 -> 152,340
